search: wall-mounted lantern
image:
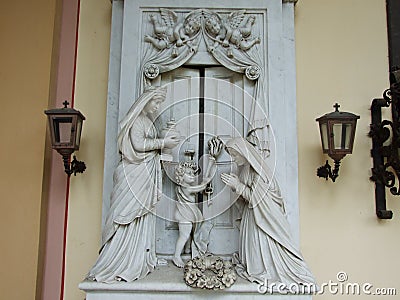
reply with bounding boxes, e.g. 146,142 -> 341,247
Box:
45,101 -> 86,176
316,103 -> 360,182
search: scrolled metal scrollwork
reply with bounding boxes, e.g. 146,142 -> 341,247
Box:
369,69 -> 400,218
369,87 -> 400,195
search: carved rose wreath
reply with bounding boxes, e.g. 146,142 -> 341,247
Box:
184,254 -> 237,290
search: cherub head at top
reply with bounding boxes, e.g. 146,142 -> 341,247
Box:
205,15 -> 222,36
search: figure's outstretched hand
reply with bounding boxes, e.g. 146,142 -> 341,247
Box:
208,136 -> 223,158
221,173 -> 240,188
163,136 -> 180,149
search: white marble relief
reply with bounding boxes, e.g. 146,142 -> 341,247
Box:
171,137 -> 223,267
141,8 -> 269,157
221,137 -> 316,286
184,254 -> 237,289
82,1 -> 310,298
86,86 -> 179,283
144,9 -> 260,53
144,9 -> 202,51
203,10 -> 260,52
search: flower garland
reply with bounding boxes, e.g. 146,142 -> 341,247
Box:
184,254 -> 237,290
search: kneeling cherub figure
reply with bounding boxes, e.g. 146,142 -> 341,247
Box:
172,137 -> 223,267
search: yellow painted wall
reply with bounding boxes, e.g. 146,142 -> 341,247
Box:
65,0 -> 400,299
0,1 -> 56,299
296,0 -> 400,298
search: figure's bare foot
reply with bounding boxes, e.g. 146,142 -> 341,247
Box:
157,258 -> 168,266
172,256 -> 185,268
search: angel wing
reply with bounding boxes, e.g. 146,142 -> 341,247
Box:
226,10 -> 246,29
160,8 -> 178,27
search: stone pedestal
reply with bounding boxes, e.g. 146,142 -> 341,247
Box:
80,263 -> 313,300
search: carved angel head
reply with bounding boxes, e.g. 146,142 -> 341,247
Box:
175,161 -> 198,185
205,16 -> 221,36
184,17 -> 201,36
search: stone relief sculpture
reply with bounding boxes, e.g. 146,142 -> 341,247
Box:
144,9 -> 260,60
86,86 -> 180,283
80,3 -> 311,299
203,15 -> 224,51
184,254 -> 237,290
85,7 -> 312,291
204,10 -> 261,52
142,8 -> 269,156
144,8 -> 202,50
221,137 -> 316,287
172,137 -> 223,267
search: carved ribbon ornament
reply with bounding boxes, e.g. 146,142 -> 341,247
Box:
143,8 -> 262,81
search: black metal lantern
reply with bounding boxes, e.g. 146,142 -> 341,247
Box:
316,103 -> 360,182
45,101 -> 86,176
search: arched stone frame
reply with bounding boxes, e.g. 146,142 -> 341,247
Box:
139,8 -> 268,155
103,0 -> 300,247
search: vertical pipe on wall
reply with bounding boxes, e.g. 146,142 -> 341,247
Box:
370,98 -> 393,219
386,0 -> 400,69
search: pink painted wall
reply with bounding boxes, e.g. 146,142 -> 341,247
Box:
40,0 -> 81,300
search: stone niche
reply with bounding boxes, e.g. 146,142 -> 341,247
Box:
80,0 -> 312,299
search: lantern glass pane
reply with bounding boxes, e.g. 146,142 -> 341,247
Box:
320,123 -> 329,150
54,117 -> 73,144
344,123 -> 352,149
75,119 -> 82,147
333,123 -> 352,150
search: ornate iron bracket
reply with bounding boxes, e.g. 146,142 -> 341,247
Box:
369,69 -> 400,219
61,153 -> 86,177
317,160 -> 340,182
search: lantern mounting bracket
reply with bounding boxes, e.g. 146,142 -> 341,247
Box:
61,154 -> 86,176
317,160 -> 340,182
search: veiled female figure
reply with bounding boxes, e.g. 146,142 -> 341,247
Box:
87,86 -> 179,283
221,137 -> 315,287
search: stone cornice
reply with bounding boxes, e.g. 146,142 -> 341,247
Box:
110,0 -> 299,4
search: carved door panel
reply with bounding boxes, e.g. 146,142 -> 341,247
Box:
202,67 -> 252,255
155,68 -> 201,255
155,66 -> 254,256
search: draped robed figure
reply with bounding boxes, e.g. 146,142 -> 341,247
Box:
222,137 -> 316,287
87,86 -> 179,283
